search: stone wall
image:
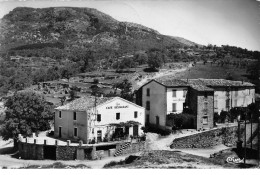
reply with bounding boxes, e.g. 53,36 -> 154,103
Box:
19,140 -> 146,160
19,142 -> 44,160
170,126 -> 239,149
115,141 -> 146,155
56,146 -> 77,160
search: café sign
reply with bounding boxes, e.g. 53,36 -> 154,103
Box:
106,103 -> 129,109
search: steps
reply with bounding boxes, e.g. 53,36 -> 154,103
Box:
114,142 -> 131,157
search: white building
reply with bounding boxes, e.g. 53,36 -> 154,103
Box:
135,78 -> 255,130
54,96 -> 145,144
135,79 -> 188,129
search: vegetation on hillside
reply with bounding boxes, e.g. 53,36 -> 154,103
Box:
0,91 -> 54,148
0,7 -> 259,97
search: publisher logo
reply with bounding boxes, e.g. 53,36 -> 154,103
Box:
226,157 -> 244,164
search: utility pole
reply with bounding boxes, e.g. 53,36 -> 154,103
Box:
258,115 -> 260,167
251,113 -> 253,150
244,112 -> 247,165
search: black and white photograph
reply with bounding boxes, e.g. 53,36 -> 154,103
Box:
0,0 -> 259,170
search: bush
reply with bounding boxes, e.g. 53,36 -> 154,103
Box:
144,126 -> 171,136
103,160 -> 125,168
167,113 -> 195,129
93,78 -> 99,84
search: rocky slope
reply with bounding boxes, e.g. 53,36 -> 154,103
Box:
0,7 -> 197,54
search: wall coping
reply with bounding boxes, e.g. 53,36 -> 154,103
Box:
19,137 -> 145,148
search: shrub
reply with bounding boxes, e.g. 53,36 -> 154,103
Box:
103,160 -> 125,168
167,113 -> 195,129
144,126 -> 171,136
93,78 -> 99,84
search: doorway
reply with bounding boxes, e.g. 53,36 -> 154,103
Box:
125,126 -> 129,136
133,125 -> 139,137
114,128 -> 124,138
58,126 -> 62,138
97,130 -> 102,142
43,146 -> 56,160
156,116 -> 159,126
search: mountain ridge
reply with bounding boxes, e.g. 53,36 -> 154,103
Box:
0,7 -> 199,54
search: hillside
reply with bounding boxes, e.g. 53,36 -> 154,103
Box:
0,7 -> 197,55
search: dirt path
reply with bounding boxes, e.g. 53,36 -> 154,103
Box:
175,144 -> 229,158
135,68 -> 187,88
0,153 -> 131,169
146,130 -> 229,159
146,130 -> 199,150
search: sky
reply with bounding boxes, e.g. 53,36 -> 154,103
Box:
0,0 -> 260,51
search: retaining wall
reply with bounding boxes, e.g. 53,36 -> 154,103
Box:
56,146 -> 77,160
18,142 -> 44,160
170,126 -> 239,149
18,139 -> 146,160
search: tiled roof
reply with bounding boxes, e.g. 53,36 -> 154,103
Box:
55,96 -> 114,111
186,79 -> 255,87
189,84 -> 214,91
155,79 -> 189,87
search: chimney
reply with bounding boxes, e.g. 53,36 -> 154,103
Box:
242,79 -> 244,84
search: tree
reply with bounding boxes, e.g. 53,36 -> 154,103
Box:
8,69 -> 33,92
0,91 -> 54,148
69,88 -> 77,101
114,79 -> 133,101
247,60 -> 260,80
147,49 -> 163,70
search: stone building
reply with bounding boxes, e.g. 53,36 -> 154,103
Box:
135,78 -> 255,130
187,79 -> 255,114
187,84 -> 214,130
55,96 -> 145,144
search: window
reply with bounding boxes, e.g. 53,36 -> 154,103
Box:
97,114 -> 101,122
147,88 -> 150,96
226,99 -> 230,109
202,116 -> 208,124
74,128 -> 78,137
134,111 -> 138,118
234,99 -> 238,107
172,103 -> 177,112
73,112 -> 76,121
146,101 -> 150,110
183,90 -> 187,98
146,114 -> 150,124
116,113 -> 120,120
214,100 -> 218,109
235,90 -> 238,96
172,90 -> 177,97
203,102 -> 208,115
59,111 -> 61,118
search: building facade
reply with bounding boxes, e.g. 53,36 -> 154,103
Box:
55,97 -> 145,143
187,79 -> 255,114
136,78 -> 255,130
135,79 -> 188,129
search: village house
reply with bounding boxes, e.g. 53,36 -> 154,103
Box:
135,78 -> 255,131
54,96 -> 145,144
187,79 -> 255,114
